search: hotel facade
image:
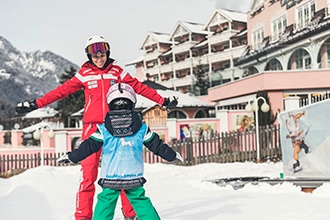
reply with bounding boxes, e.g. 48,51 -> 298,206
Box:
127,0 -> 330,121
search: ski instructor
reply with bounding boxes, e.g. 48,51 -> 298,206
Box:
16,35 -> 178,220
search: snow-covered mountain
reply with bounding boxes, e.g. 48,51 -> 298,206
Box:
0,36 -> 79,107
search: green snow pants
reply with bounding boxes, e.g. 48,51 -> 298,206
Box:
93,186 -> 161,220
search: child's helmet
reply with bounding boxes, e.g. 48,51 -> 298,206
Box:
106,83 -> 136,110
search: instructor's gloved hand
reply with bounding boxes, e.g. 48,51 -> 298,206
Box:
162,96 -> 178,108
175,152 -> 183,162
16,99 -> 38,114
56,153 -> 73,164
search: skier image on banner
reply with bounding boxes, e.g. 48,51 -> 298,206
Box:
285,111 -> 311,172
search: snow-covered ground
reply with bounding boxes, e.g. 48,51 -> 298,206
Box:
1,162 -> 330,220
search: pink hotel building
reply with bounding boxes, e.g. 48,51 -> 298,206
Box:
3,0 -> 330,159
127,0 -> 330,118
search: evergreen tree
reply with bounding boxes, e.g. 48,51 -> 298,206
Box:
0,99 -> 16,129
56,66 -> 84,127
192,64 -> 209,95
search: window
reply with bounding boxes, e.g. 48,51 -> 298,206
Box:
154,110 -> 160,117
146,47 -> 153,53
195,110 -> 205,118
252,28 -> 264,50
296,1 -> 315,29
326,41 -> 330,68
168,111 -> 186,119
223,44 -> 229,50
243,66 -> 259,77
147,62 -> 154,68
265,59 -> 283,71
270,59 -> 282,70
222,63 -> 230,69
290,49 -> 311,70
271,16 -> 287,42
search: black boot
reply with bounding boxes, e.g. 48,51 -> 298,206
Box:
293,160 -> 300,171
300,140 -> 311,154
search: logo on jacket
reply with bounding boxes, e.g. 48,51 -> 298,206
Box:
110,80 -> 116,86
120,138 -> 133,147
87,80 -> 98,89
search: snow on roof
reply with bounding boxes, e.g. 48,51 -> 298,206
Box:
217,8 -> 247,23
140,32 -> 173,49
232,29 -> 247,38
71,108 -> 84,118
150,32 -> 172,44
169,21 -> 210,39
204,8 -> 247,30
23,107 -> 58,119
21,121 -> 50,133
159,49 -> 173,57
192,39 -> 208,48
125,55 -> 144,66
179,21 -> 210,35
135,89 -> 215,109
71,90 -> 214,118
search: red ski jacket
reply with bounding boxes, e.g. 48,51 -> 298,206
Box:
36,61 -> 165,124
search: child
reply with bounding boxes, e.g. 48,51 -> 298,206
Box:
57,83 -> 183,219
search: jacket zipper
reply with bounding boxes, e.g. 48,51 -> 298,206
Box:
85,94 -> 92,113
101,74 -> 106,118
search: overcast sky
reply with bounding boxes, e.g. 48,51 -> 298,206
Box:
1,0 -> 252,74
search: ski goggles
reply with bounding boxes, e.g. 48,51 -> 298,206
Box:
85,42 -> 109,55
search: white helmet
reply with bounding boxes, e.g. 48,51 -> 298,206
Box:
107,83 -> 137,110
85,35 -> 110,55
85,35 -> 107,47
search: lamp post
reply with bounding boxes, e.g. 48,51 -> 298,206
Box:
14,123 -> 20,130
245,96 -> 270,163
33,123 -> 55,166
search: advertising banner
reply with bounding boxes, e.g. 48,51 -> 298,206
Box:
279,99 -> 330,177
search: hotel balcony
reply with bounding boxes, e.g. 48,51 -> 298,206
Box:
160,63 -> 173,73
191,55 -> 209,66
145,65 -> 160,76
158,75 -> 194,89
208,45 -> 246,63
207,31 -> 239,45
144,51 -> 163,61
172,59 -> 193,71
171,42 -> 196,54
210,67 -> 241,84
223,67 -> 241,79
